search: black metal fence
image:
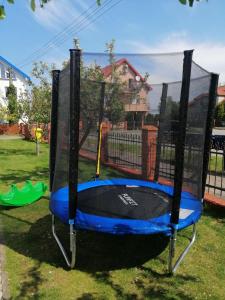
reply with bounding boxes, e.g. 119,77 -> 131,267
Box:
81,130 -> 225,199
206,135 -> 225,198
158,134 -> 225,199
107,131 -> 142,169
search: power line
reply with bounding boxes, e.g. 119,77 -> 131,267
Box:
44,0 -> 114,47
18,0 -> 98,66
19,0 -> 122,68
54,0 -> 122,46
21,0 -> 123,68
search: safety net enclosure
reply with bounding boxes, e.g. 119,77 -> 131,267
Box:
49,49 -> 218,272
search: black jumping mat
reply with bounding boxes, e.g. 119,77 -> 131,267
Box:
78,185 -> 172,220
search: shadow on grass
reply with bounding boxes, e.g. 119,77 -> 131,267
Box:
1,157 -> 136,188
13,261 -> 44,300
76,266 -> 196,300
204,203 -> 225,223
0,167 -> 49,186
0,211 -> 198,299
0,148 -> 38,157
0,213 -> 169,271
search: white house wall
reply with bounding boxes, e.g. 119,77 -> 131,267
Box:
0,62 -> 29,106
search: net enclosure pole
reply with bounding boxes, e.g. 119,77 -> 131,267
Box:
50,70 -> 60,192
171,50 -> 193,225
154,83 -> 168,182
202,73 -> 219,198
69,49 -> 81,221
96,81 -> 106,178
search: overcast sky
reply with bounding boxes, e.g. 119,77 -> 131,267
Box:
1,0 -> 225,83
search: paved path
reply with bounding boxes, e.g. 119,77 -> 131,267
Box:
0,245 -> 3,300
0,222 -> 10,300
0,135 -> 23,140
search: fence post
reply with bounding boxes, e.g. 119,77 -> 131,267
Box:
101,123 -> 109,163
142,125 -> 158,180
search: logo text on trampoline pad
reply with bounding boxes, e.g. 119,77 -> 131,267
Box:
118,193 -> 138,206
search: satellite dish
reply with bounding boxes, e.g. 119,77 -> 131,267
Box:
135,75 -> 140,82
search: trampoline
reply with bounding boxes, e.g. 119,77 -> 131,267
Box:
51,178 -> 202,236
49,48 -> 218,273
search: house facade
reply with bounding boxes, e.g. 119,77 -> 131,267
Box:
102,58 -> 151,129
0,56 -> 30,114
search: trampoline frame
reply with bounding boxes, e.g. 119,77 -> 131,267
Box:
52,214 -> 197,272
50,48 -> 219,273
168,224 -> 196,273
52,214 -> 76,268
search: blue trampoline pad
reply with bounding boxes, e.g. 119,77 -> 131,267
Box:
50,178 -> 202,235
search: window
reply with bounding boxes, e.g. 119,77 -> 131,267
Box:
129,79 -> 134,89
5,70 -> 10,79
129,78 -> 139,91
0,63 -> 4,79
131,97 -> 140,105
0,65 -> 16,80
5,69 -> 16,79
131,98 -> 137,104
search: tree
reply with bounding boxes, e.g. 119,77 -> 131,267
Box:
0,0 -> 50,19
0,0 -> 206,20
0,0 -> 100,20
179,0 -> 207,6
30,61 -> 53,124
18,61 -> 53,127
104,39 -> 125,126
17,40 -> 125,146
100,0 -> 206,7
0,104 -> 8,123
6,82 -> 19,124
78,39 -> 125,148
215,101 -> 225,126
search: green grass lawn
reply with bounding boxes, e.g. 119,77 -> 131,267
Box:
0,139 -> 225,299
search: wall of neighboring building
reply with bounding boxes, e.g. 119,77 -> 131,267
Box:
105,63 -> 149,106
0,61 -> 29,115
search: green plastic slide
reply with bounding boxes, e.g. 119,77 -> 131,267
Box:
0,181 -> 47,207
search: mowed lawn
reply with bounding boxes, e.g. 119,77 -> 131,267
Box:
0,139 -> 225,300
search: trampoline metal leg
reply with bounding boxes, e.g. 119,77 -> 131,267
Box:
168,223 -> 196,274
52,215 -> 76,269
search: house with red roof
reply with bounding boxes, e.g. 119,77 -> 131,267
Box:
102,58 -> 151,129
217,85 -> 225,104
